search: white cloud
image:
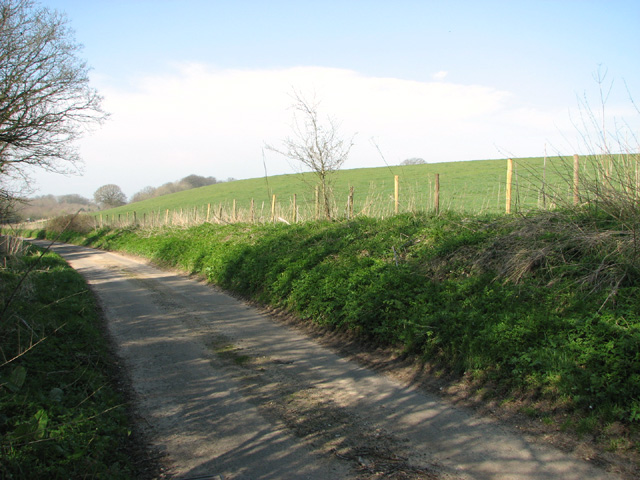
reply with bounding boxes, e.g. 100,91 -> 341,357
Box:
432,70 -> 448,81
33,64 -> 583,198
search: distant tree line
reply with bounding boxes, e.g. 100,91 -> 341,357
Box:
130,174 -> 223,203
88,174 -> 225,210
14,194 -> 97,221
8,173 -> 225,220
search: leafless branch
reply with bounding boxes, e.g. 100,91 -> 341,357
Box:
0,0 -> 107,209
266,89 -> 354,219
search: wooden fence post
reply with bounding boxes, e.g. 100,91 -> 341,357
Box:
349,186 -> 354,219
165,209 -> 169,225
250,198 -> 255,223
232,199 -> 237,222
541,148 -> 548,209
206,203 -> 211,223
293,194 -> 297,223
394,175 -> 399,214
434,173 -> 440,214
573,154 -> 580,206
315,186 -> 320,220
506,158 -> 513,214
271,194 -> 276,223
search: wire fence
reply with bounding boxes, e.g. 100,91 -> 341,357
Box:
10,154 -> 639,231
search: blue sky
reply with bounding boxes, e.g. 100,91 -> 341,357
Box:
32,0 -> 640,199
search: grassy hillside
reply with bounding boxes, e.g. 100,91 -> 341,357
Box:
99,156 -> 577,223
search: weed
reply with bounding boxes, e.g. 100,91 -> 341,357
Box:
208,338 -> 252,366
45,213 -> 95,235
542,416 -> 555,426
576,415 -> 599,438
520,406 -> 539,418
0,245 -> 139,478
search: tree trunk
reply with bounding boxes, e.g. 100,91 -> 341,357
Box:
321,177 -> 331,220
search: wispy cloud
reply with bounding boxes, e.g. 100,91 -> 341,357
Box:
432,71 -> 448,81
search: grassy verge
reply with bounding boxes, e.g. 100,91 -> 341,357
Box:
18,208 -> 640,454
0,238 -> 146,479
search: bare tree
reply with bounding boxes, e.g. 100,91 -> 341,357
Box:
131,186 -> 157,203
0,0 -> 106,200
0,188 -> 19,222
58,193 -> 91,205
266,90 -> 354,219
94,184 -> 126,209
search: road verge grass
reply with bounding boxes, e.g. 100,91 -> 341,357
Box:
0,238 -> 147,479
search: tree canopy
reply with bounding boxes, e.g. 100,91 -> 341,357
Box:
130,174 -> 218,203
94,184 -> 126,209
0,0 -> 106,218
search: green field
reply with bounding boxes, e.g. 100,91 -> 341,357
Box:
98,155 -> 580,225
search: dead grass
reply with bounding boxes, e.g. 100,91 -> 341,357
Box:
465,211 -> 639,297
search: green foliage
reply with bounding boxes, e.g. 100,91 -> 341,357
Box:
0,248 -> 137,479
23,209 -> 640,428
45,213 -> 95,235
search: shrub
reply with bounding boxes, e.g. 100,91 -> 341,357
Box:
45,214 -> 95,235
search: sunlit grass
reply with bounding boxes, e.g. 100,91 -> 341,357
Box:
96,156 -> 573,225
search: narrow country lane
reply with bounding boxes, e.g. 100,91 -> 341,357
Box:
29,240 -> 621,480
